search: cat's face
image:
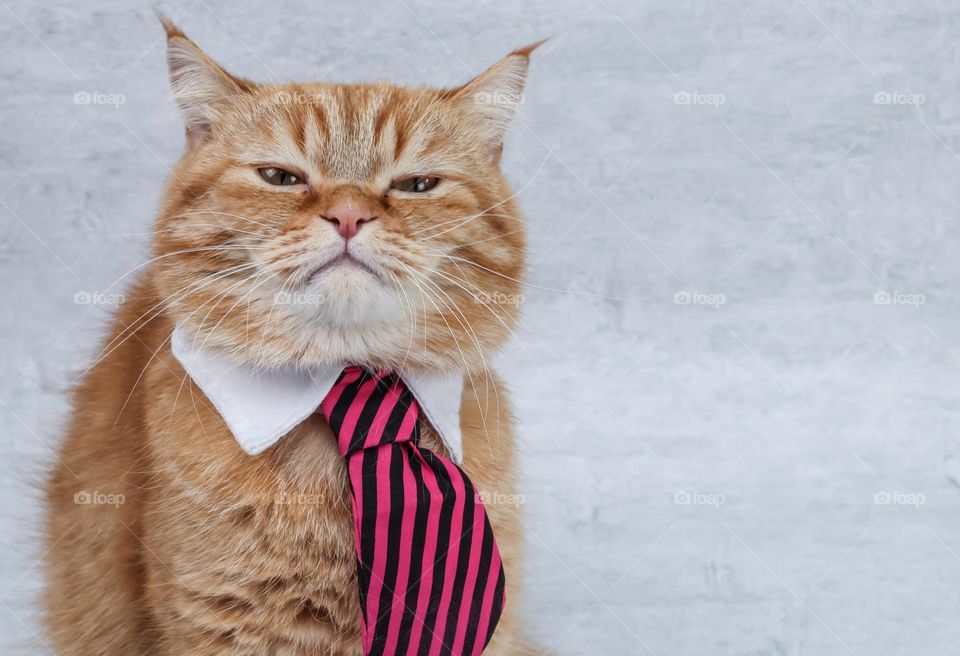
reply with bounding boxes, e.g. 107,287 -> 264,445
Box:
152,19 -> 538,372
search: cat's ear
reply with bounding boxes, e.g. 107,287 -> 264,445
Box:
452,40 -> 546,164
157,12 -> 256,148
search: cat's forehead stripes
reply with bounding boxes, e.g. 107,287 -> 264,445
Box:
234,83 -> 454,184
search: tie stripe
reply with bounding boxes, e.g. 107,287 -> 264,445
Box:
370,443 -> 406,652
404,450 -> 443,653
450,469 -> 488,654
461,520 -> 496,652
393,450 -> 430,650
357,446 -> 379,634
364,377 -> 406,449
415,453 -> 457,655
383,445 -> 419,649
434,460 -> 473,656
320,368 -> 505,655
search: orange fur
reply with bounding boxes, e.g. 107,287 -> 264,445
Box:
44,15 -> 542,655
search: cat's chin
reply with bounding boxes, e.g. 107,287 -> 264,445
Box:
294,267 -> 402,327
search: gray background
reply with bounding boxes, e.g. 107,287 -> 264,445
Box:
1,0 -> 959,654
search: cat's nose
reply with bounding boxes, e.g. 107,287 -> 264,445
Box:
321,201 -> 375,240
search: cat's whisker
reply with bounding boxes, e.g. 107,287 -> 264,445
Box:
92,243 -> 268,310
439,252 -> 625,302
415,210 -> 525,245
87,248 -> 304,378
408,150 -> 550,239
398,266 -> 473,374
398,274 -> 504,463
251,266 -> 302,369
423,221 -> 525,248
112,268 -> 269,428
153,221 -> 269,241
194,268 -> 286,357
422,264 -> 514,327
83,261 -> 261,377
398,263 -> 501,453
398,262 -> 489,372
169,208 -> 277,232
192,269 -> 279,354
383,269 -> 419,371
186,250 -> 307,362
410,208 -> 523,241
422,263 -> 546,396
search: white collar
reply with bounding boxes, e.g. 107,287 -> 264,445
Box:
170,326 -> 465,462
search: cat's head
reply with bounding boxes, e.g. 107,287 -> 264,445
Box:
151,15 -> 540,372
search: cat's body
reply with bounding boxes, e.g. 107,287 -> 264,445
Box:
45,16 -> 540,655
45,282 -> 529,654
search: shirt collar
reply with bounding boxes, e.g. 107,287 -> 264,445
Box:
170,326 -> 465,462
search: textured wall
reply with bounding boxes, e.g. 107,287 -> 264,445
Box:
2,1 -> 960,654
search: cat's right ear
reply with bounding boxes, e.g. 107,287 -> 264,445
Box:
450,40 -> 547,164
157,11 -> 255,148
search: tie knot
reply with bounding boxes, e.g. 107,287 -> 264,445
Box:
319,368 -> 421,457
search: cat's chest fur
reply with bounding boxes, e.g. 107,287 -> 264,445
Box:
140,353 -> 448,652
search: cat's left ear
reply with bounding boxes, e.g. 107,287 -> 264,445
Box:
157,11 -> 257,149
452,40 -> 546,164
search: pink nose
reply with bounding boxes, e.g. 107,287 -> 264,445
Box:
322,202 -> 374,240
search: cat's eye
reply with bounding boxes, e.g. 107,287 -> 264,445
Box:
258,167 -> 304,186
391,176 -> 440,193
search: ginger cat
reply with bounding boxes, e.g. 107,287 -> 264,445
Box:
44,15 -> 540,655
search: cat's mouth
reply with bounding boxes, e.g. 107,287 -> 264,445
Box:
306,252 -> 380,282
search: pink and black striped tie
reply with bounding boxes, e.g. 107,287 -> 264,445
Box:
319,367 -> 506,655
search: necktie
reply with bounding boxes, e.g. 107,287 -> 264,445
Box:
320,367 -> 506,656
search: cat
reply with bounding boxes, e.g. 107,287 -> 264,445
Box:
43,13 -> 542,656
